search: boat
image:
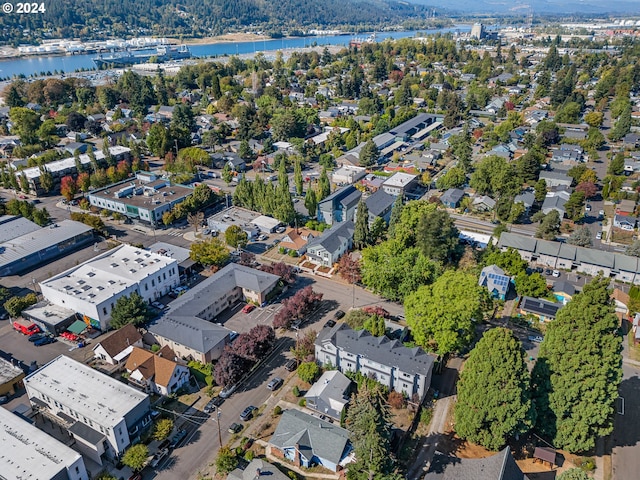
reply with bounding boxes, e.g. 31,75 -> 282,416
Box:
93,45 -> 191,68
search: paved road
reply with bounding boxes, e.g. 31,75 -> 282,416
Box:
611,363 -> 640,480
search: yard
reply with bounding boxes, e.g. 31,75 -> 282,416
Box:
610,228 -> 635,245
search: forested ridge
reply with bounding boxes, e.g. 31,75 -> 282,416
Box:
0,0 -> 432,44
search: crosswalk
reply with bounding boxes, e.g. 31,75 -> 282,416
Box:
165,230 -> 184,237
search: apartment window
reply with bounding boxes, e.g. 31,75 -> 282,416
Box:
145,283 -> 148,291
163,272 -> 166,280
103,307 -> 107,315
152,279 -> 155,287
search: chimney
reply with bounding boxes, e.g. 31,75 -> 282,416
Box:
294,444 -> 301,466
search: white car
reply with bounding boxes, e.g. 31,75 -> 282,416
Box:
552,270 -> 560,277
596,231 -> 603,240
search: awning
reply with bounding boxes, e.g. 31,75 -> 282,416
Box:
67,320 -> 88,335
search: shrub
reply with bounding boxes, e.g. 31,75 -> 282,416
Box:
298,398 -> 306,407
292,385 -> 300,397
388,391 -> 406,409
274,405 -> 283,415
150,344 -> 160,352
244,450 -> 255,461
420,408 -> 433,426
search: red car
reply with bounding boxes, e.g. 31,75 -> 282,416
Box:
242,304 -> 256,314
14,321 -> 41,336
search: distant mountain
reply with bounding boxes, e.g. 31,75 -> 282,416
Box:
409,0 -> 640,15
0,0 -> 435,42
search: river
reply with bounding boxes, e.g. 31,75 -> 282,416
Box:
0,26 -> 470,79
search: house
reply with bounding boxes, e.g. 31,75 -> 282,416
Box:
425,447 -> 528,480
614,214 -> 637,231
612,288 -> 630,322
92,324 -> 143,365
616,199 -> 636,215
0,407 -> 89,480
25,355 -> 151,465
539,170 -> 573,188
472,195 -> 496,212
331,165 -> 367,185
315,323 -> 435,400
124,346 -> 190,395
228,459 -> 289,480
269,409 -> 353,472
552,281 -> 575,305
514,191 -> 535,213
479,265 -> 510,300
365,189 -> 395,225
279,227 -> 320,256
518,296 -> 562,322
381,172 -> 418,198
623,132 -> 640,149
360,174 -> 385,192
317,185 -> 361,225
304,370 -> 353,419
306,221 -> 355,267
542,189 -> 571,218
440,188 -> 465,208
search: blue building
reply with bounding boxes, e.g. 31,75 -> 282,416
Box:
317,185 -> 361,225
479,265 -> 510,300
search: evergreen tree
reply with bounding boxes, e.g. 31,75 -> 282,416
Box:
534,179 -> 547,203
531,277 -> 622,453
221,163 -> 233,183
387,195 -> 404,239
102,141 -> 114,167
318,167 -> 330,200
110,292 -> 151,329
304,187 -> 318,217
88,148 -> 99,173
455,328 -> 534,451
359,139 -> 379,168
610,107 -> 631,141
416,209 -> 460,264
353,200 -> 371,250
294,159 -> 304,196
38,166 -> 54,193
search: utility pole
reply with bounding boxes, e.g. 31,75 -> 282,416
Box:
215,410 -> 222,447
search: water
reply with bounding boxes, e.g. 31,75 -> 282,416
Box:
0,26 -> 470,79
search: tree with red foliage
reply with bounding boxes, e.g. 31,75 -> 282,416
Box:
338,255 -> 362,284
273,286 -> 323,329
60,175 -> 78,201
261,262 -> 296,284
504,101 -> 515,111
214,348 -> 252,387
362,306 -> 389,318
233,325 -> 276,361
76,172 -> 91,193
575,181 -> 598,199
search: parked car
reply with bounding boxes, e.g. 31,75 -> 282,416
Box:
211,396 -> 225,407
152,301 -> 165,310
552,270 -> 560,277
29,333 -> 50,343
203,228 -> 211,235
0,395 -> 8,404
324,319 -> 336,329
267,377 -> 283,391
334,310 -> 345,319
204,400 -> 218,414
596,231 -> 603,240
14,322 -> 40,336
242,304 -> 256,314
544,269 -> 552,275
240,406 -> 257,421
128,474 -> 142,480
34,336 -> 56,346
150,448 -> 170,468
528,335 -> 544,343
228,423 -> 243,434
599,209 -> 605,218
169,429 -> 187,448
219,384 -> 237,399
229,331 -> 239,342
285,359 -> 298,372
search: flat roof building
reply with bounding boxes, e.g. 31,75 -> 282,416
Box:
39,244 -> 179,330
25,355 -> 151,466
0,406 -> 89,480
0,219 -> 94,276
0,356 -> 25,397
87,173 -> 193,226
381,172 -> 418,198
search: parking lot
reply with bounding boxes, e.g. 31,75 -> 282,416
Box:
216,301 -> 282,334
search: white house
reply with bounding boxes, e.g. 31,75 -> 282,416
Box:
39,244 -> 179,331
124,346 -> 190,395
92,323 -> 143,365
331,165 -> 367,185
25,355 -> 151,465
306,221 -> 354,267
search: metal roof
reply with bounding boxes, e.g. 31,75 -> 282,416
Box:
0,215 -> 40,243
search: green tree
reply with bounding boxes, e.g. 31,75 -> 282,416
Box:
535,210 -> 561,240
583,111 -> 604,128
564,191 -> 586,222
147,123 -> 170,157
610,107 -> 631,141
304,187 -> 318,217
435,167 -> 466,190
109,292 -> 151,329
370,216 -> 387,243
558,469 -> 590,480
416,209 -> 460,264
3,293 -> 37,318
387,195 -> 403,238
294,159 -> 304,196
221,163 -> 233,183
483,246 -> 528,276
568,225 -> 593,247
38,166 -> 54,193
455,328 -> 534,450
531,277 -> 622,453
215,447 -> 238,474
225,224 -> 248,250
121,444 -> 149,472
190,237 -> 231,267
534,179 -> 548,203
470,155 -> 519,197
346,387 -> 397,480
353,200 -> 370,250
608,152 -> 625,176
359,139 -> 379,168
153,419 -> 174,441
363,315 -> 386,337
318,167 -> 330,200
9,107 -> 41,144
405,270 -> 487,354
515,272 -> 548,298
297,361 -> 320,383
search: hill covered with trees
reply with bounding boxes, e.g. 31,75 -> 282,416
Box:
0,0 -> 434,44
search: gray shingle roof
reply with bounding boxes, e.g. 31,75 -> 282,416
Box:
365,190 -> 395,217
497,232 -> 537,253
317,324 -> 435,376
425,447 -> 526,480
440,188 -> 465,205
228,459 -> 289,480
319,185 -> 360,209
147,315 -> 231,354
307,221 -> 354,255
270,409 -> 351,465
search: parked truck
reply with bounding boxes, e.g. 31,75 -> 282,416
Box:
13,321 -> 41,336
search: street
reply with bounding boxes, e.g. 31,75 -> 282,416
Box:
611,363 -> 640,480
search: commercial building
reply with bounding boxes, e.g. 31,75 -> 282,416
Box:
0,406 -> 89,480
25,355 -> 151,465
38,244 -> 179,330
0,356 -> 25,397
87,172 -> 193,226
16,146 -> 131,196
0,218 -> 94,276
315,323 -> 435,400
